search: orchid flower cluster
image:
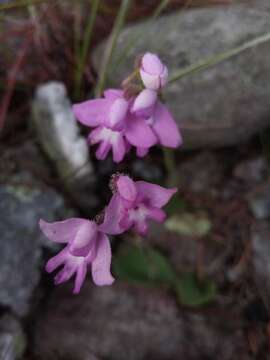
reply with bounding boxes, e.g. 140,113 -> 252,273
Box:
72,52 -> 182,162
40,174 -> 177,293
40,53 -> 182,293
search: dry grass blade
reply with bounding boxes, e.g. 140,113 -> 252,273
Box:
0,34 -> 32,133
94,0 -> 131,97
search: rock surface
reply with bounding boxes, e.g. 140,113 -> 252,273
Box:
32,82 -> 96,212
248,182 -> 270,220
0,171 -> 71,316
93,0 -> 270,149
251,221 -> 270,312
234,156 -> 269,186
0,314 -> 26,360
34,283 -> 250,360
176,151 -> 224,193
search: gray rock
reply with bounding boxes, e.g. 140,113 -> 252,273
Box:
234,156 -> 269,185
248,182 -> 270,220
176,151 -> 223,193
0,171 -> 71,316
34,283 -> 250,360
93,0 -> 270,149
132,159 -> 163,182
251,221 -> 270,312
0,314 -> 26,360
32,82 -> 96,212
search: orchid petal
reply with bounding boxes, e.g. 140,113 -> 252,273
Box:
146,207 -> 166,223
73,262 -> 87,294
119,212 -> 133,231
92,234 -> 114,286
104,89 -> 123,100
136,147 -> 149,158
132,89 -> 157,113
45,247 -> 68,273
152,103 -> 182,148
136,181 -> 177,208
141,53 -> 164,74
117,175 -> 137,202
140,53 -> 168,90
39,218 -> 86,243
73,99 -> 110,127
108,98 -> 129,128
125,115 -> 157,148
88,126 -> 103,145
112,134 -> 126,163
96,141 -> 112,160
69,220 -> 97,257
134,219 -> 148,236
99,194 -> 125,235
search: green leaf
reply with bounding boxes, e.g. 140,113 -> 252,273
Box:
165,212 -> 212,237
175,272 -> 216,307
113,244 -> 176,286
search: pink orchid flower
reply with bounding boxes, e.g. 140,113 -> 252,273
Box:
39,218 -> 114,293
139,52 -> 168,90
73,89 -> 128,162
131,97 -> 183,157
73,89 -> 157,162
131,53 -> 182,152
100,175 -> 177,236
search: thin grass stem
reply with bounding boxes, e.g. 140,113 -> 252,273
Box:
74,0 -> 100,99
169,31 -> 270,83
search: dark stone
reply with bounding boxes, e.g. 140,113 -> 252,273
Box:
0,314 -> 26,360
0,171 -> 72,316
248,182 -> 270,220
93,0 -> 270,149
251,220 -> 270,312
34,283 -> 250,360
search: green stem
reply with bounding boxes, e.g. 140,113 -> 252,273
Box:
95,0 -> 131,97
169,31 -> 270,83
74,0 -> 100,99
162,148 -> 177,187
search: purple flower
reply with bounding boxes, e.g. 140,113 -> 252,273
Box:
73,89 -> 157,162
73,53 -> 182,163
139,53 -> 168,90
131,97 -> 182,152
100,175 -> 177,236
73,90 -> 129,163
131,53 -> 182,151
39,218 -> 114,293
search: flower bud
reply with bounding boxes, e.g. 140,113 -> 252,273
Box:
140,53 -> 168,90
